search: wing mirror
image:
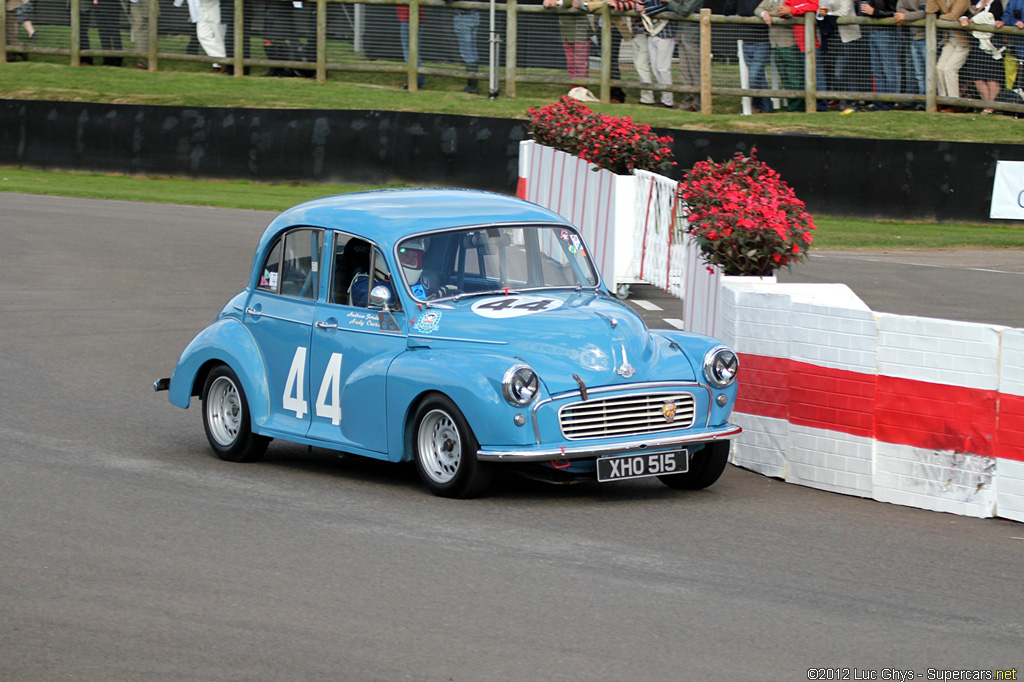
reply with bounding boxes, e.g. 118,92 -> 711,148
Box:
369,285 -> 392,310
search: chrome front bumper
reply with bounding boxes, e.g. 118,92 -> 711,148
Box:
476,424 -> 742,462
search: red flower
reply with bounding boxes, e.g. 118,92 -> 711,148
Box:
678,149 -> 815,276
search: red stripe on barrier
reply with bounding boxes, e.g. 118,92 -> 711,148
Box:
735,354 -> 789,420
736,353 -> 1015,458
789,360 -> 876,438
998,393 -> 1024,462
516,176 -> 526,200
875,375 -> 997,456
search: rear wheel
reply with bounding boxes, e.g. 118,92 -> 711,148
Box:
202,365 -> 269,463
413,395 -> 492,498
658,441 -> 730,490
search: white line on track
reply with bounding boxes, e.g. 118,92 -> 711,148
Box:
663,319 -> 685,329
632,300 -> 663,311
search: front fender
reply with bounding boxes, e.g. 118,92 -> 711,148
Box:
385,349 -> 540,462
167,318 -> 271,427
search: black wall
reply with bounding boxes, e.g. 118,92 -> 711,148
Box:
2,98 -> 1022,222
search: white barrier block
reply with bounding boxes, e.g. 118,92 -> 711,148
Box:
731,413 -> 788,479
877,314 -> 1003,390
786,426 -> 873,497
1000,328 -> 1024,396
788,284 -> 877,374
996,458 -> 1024,523
873,443 -> 997,518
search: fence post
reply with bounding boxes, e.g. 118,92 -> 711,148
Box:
408,0 -> 420,90
0,0 -> 7,64
699,8 -> 712,114
600,3 -> 612,102
71,0 -> 81,66
804,11 -> 817,113
148,0 -> 159,71
233,0 -> 244,77
925,12 -> 937,112
506,0 -> 518,98
316,0 -> 327,82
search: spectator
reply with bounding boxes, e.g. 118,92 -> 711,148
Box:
578,0 -> 633,102
263,1 -> 315,77
5,0 -> 27,53
928,0 -> 971,110
128,0 -> 150,70
820,0 -> 869,110
612,4 -> 658,104
894,0 -> 928,104
962,0 -> 1005,111
79,0 -> 124,66
639,0 -> 679,107
174,0 -> 227,72
859,0 -> 900,109
661,0 -> 703,110
728,0 -> 774,113
16,0 -> 35,42
448,1 -> 482,93
756,0 -> 813,111
997,0 -> 1024,62
397,3 -> 427,88
542,0 -> 594,88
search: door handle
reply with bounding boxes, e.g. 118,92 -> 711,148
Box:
315,320 -> 338,330
245,306 -> 261,317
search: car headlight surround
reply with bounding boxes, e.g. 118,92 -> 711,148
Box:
703,346 -> 739,388
503,364 -> 540,407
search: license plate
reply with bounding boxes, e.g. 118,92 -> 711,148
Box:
596,450 -> 688,482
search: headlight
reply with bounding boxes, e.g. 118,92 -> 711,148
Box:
502,364 -> 540,406
703,346 -> 739,388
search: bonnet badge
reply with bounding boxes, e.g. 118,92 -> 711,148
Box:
616,346 -> 636,378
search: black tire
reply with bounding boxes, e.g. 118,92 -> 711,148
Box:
412,394 -> 493,498
658,440 -> 730,490
201,364 -> 269,463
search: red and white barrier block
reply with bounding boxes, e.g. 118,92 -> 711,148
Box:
719,278 -> 1024,521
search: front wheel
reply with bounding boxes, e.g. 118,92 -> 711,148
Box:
413,395 -> 492,498
202,365 -> 269,463
658,441 -> 730,490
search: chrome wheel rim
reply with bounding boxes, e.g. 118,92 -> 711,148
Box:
206,376 -> 242,447
417,409 -> 461,485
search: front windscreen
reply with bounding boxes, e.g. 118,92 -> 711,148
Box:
396,225 -> 600,301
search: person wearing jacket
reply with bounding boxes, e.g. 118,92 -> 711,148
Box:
756,0 -> 810,110
894,0 -> 928,99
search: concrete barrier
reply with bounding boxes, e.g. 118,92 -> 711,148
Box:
719,278 -> 1024,522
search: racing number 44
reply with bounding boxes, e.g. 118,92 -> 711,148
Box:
283,346 -> 344,425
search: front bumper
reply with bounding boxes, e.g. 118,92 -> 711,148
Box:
476,424 -> 742,462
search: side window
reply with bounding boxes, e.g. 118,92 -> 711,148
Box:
259,229 -> 323,300
329,235 -> 399,311
258,239 -> 283,293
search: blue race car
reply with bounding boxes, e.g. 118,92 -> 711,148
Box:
155,189 -> 741,498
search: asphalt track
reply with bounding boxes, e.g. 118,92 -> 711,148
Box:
1,193 -> 1022,682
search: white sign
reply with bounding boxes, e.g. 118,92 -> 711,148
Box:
989,160 -> 1024,220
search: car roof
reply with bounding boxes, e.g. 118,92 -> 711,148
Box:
260,188 -> 574,253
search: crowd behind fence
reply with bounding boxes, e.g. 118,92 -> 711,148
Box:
4,0 -> 1024,114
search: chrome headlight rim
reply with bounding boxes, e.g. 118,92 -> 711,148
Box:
703,346 -> 739,388
502,363 -> 540,407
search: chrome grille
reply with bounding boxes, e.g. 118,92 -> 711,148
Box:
558,393 -> 696,440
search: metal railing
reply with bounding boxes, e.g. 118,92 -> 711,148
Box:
3,0 -> 1024,114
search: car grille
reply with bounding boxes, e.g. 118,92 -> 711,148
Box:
558,393 -> 696,440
